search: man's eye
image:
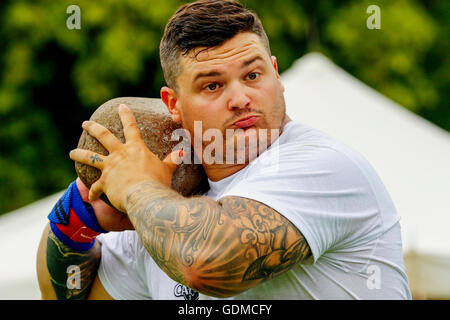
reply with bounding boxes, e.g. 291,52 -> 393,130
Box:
246,72 -> 259,80
206,83 -> 219,91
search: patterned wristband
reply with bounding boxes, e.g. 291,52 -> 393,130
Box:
48,181 -> 108,251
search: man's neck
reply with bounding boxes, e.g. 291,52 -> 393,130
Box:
205,163 -> 248,182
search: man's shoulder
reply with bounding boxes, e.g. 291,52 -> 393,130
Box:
262,121 -> 358,170
277,121 -> 339,155
250,121 -> 385,201
279,121 -> 372,168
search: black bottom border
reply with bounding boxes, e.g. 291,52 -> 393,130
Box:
1,299 -> 447,318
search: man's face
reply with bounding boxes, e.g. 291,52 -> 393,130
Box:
164,32 -> 286,165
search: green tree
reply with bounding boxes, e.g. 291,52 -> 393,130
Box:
0,0 -> 447,214
322,0 -> 440,114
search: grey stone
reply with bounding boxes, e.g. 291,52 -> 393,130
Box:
75,97 -> 208,211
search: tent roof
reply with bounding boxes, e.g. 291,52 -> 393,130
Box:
281,52 -> 450,257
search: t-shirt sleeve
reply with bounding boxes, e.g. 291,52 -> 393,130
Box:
97,231 -> 152,300
217,142 -> 384,263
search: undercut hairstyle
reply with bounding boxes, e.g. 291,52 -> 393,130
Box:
160,0 -> 271,90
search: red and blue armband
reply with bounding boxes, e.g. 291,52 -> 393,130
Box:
48,181 -> 108,251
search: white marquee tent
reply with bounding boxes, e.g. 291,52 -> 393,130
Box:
0,52 -> 449,299
0,191 -> 63,299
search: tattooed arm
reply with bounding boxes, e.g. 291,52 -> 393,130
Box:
126,181 -> 311,298
36,223 -> 105,299
36,178 -> 129,300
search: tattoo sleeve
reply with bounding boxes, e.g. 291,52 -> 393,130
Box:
45,229 -> 101,299
126,181 -> 311,298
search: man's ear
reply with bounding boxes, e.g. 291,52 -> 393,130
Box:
271,56 -> 281,79
161,86 -> 181,123
271,56 -> 285,91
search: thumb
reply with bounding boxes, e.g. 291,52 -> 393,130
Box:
76,177 -> 90,201
163,149 -> 185,173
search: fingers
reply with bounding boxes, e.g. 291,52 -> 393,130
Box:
82,121 -> 122,152
89,178 -> 104,202
118,104 -> 142,142
163,149 -> 185,173
70,149 -> 106,169
75,177 -> 90,201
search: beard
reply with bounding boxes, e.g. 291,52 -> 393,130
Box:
180,95 -> 287,166
207,100 -> 286,165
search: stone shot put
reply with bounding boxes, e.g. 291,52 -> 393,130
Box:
75,97 -> 208,206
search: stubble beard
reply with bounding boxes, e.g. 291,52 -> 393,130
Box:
178,96 -> 287,166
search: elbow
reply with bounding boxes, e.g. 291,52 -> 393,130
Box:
182,268 -> 249,298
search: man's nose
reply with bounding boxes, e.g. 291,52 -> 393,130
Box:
226,81 -> 251,111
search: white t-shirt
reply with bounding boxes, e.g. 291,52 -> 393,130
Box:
97,121 -> 412,300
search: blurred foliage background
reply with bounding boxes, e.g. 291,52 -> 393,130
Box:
0,0 -> 448,214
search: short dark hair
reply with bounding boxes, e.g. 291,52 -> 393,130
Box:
160,0 -> 271,90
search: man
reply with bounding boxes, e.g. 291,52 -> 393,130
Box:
37,0 -> 411,300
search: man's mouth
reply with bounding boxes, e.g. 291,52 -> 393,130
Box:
231,115 -> 260,129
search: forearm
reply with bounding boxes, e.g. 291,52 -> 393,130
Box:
37,223 -> 101,300
125,181 -> 310,297
125,181 -> 222,289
